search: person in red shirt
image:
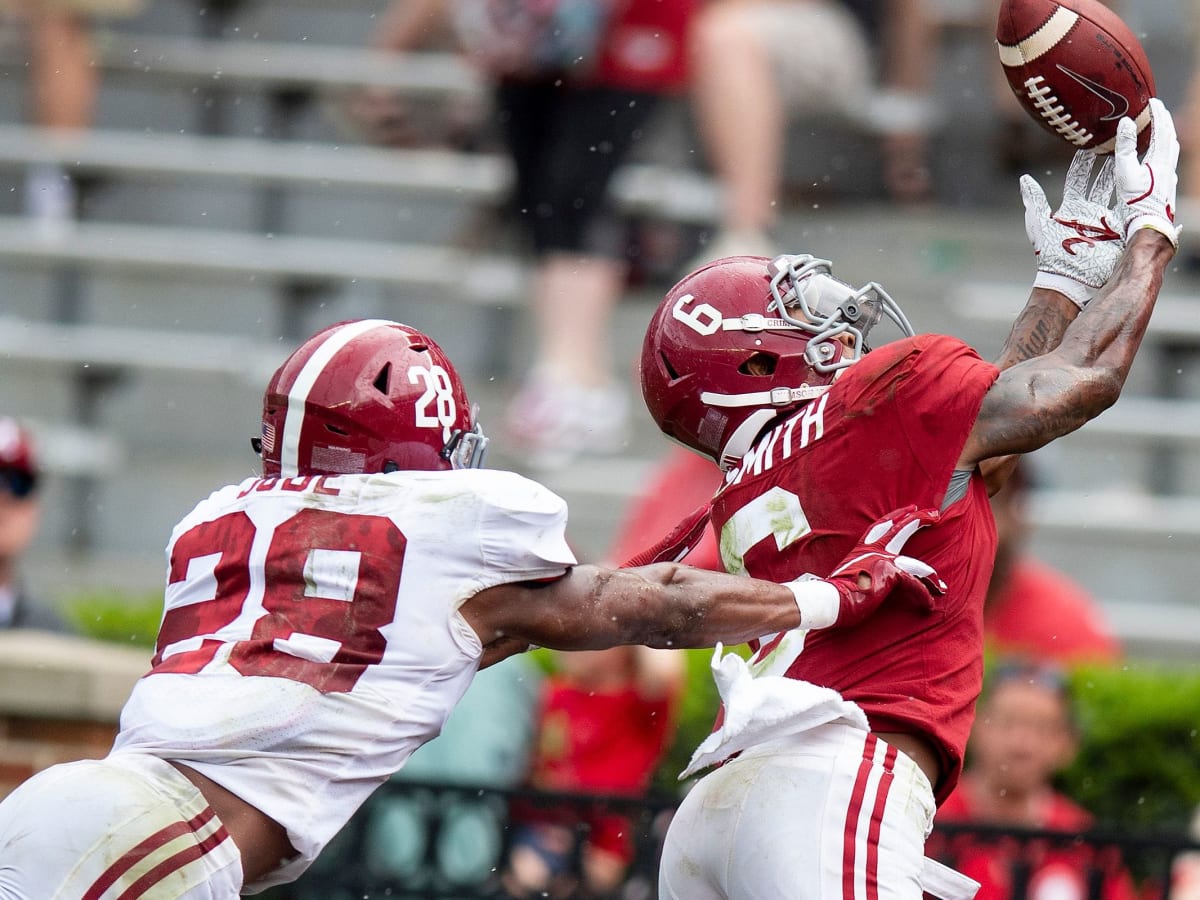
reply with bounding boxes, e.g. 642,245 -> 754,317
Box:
637,99 -> 1180,898
501,646 -> 684,898
934,660 -> 1138,900
985,462 -> 1121,664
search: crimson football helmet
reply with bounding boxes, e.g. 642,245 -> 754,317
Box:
640,254 -> 913,470
256,319 -> 488,477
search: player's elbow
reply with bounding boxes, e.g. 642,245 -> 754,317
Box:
1079,367 -> 1125,420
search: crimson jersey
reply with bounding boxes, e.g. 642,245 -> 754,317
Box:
709,334 -> 1000,802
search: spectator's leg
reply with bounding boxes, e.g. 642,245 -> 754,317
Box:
688,1 -> 782,258
498,83 -> 657,468
25,10 -> 93,234
29,10 -> 96,131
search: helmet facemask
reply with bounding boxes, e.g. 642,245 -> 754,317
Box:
441,406 -> 489,470
766,254 -> 914,371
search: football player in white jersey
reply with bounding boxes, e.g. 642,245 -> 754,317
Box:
0,319 -> 943,898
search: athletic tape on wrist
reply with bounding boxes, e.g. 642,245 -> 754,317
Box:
1127,215 -> 1180,248
1033,271 -> 1092,308
784,575 -> 841,629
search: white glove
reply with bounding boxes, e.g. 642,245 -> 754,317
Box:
1115,97 -> 1181,248
1020,151 -> 1124,308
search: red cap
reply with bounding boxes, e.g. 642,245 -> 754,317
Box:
0,418 -> 37,476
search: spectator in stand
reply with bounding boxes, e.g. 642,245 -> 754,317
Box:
985,460 -> 1121,664
934,659 -> 1138,900
0,417 -> 66,632
2,0 -> 145,238
687,0 -> 938,262
368,0 -> 698,469
501,646 -> 684,899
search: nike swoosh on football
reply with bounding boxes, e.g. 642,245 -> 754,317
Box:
1057,65 -> 1130,121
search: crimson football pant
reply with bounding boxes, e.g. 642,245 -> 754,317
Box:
0,752 -> 242,899
658,722 -> 935,899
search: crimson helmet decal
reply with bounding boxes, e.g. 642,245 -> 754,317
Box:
258,319 -> 487,477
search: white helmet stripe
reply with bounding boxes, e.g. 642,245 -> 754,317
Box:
279,319 -> 400,478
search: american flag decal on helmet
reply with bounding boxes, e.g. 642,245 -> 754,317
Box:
261,422 -> 276,454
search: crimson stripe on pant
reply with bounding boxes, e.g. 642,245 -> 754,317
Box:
842,734 -> 878,899
117,822 -> 232,900
82,807 -> 224,900
864,745 -> 898,897
841,735 -> 897,899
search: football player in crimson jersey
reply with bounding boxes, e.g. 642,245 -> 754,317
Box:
643,100 -> 1181,900
0,320 -> 943,897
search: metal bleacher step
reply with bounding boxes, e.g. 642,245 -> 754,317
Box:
0,216 -> 528,304
950,279 -> 1200,342
0,124 -> 722,226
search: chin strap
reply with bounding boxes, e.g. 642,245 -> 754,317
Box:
720,313 -> 806,333
700,384 -> 831,409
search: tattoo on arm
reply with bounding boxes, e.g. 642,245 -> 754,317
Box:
994,289 -> 1080,371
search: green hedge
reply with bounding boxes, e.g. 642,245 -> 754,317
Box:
64,590 -> 162,649
1063,663 -> 1200,832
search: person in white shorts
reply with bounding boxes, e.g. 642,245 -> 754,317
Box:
0,318 -> 942,898
688,0 -> 939,263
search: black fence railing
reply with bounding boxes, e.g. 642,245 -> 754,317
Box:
264,779 -> 1200,899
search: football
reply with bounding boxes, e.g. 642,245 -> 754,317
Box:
996,0 -> 1155,153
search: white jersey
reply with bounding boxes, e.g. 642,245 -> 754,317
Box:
112,468 -> 575,891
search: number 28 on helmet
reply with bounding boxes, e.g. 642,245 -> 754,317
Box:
255,319 -> 488,477
640,254 -> 914,470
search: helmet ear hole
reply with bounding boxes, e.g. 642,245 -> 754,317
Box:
738,352 -> 777,376
660,352 -> 681,381
372,363 -> 392,395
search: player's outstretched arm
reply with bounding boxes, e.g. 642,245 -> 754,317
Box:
960,100 -> 1179,471
461,508 -> 943,657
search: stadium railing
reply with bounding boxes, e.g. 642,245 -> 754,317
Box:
264,779 -> 1200,900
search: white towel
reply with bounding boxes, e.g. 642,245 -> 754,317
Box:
680,643 -> 869,778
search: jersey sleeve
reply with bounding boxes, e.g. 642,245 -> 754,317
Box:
902,335 -> 999,477
849,334 -> 998,481
472,470 -> 578,585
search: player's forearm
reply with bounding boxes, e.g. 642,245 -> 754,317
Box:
1057,228 -> 1172,375
994,287 -> 1080,371
964,230 -> 1173,464
609,564 -> 802,650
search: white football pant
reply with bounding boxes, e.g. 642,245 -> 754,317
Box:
0,752 -> 242,899
659,722 -> 935,899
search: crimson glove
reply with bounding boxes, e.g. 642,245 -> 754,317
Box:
784,505 -> 946,629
